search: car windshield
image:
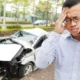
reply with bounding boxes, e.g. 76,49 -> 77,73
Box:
11,31 -> 38,44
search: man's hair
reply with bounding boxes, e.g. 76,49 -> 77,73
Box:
63,0 -> 80,8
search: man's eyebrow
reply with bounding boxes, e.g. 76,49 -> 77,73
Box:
66,16 -> 78,19
65,17 -> 70,19
72,16 -> 78,19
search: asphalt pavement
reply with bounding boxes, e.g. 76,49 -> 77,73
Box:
0,63 -> 54,80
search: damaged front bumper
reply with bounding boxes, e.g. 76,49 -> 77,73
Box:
0,60 -> 20,80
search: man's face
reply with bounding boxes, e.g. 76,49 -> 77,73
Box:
65,4 -> 80,37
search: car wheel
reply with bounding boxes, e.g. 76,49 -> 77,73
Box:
19,63 -> 34,78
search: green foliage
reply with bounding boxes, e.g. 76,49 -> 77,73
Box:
0,26 -> 2,29
36,0 -> 52,20
0,25 -> 55,36
6,11 -> 11,17
36,1 -> 52,12
0,30 -> 17,36
0,21 -> 32,24
22,26 -> 55,31
17,21 -> 32,24
0,5 -> 4,16
37,26 -> 55,30
0,26 -> 55,31
7,25 -> 22,29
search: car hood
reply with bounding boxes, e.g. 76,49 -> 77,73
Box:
0,44 -> 22,61
12,38 -> 33,49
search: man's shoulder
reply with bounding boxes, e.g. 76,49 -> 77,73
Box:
58,31 -> 70,44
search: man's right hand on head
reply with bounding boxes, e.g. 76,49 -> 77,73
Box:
54,8 -> 68,34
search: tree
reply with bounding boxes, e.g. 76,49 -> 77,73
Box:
1,0 -> 14,29
28,0 -> 36,27
53,0 -> 65,21
19,0 -> 29,21
11,0 -> 20,26
0,0 -> 4,17
12,0 -> 31,24
36,0 -> 52,26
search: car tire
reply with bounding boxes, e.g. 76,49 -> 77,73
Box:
18,63 -> 34,78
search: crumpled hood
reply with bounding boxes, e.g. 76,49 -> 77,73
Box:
0,44 -> 22,61
12,38 -> 33,49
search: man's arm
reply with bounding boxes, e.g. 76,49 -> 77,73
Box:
35,8 -> 68,68
35,31 -> 61,68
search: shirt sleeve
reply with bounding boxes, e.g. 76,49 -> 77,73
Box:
35,31 -> 61,68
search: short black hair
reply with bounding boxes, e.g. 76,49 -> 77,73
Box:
63,0 -> 80,8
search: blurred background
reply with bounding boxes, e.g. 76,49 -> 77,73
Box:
0,0 -> 65,29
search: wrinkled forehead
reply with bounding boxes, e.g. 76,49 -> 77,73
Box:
66,3 -> 80,18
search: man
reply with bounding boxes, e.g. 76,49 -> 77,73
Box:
35,0 -> 80,80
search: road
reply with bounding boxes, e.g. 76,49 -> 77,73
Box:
0,63 -> 55,80
20,63 -> 55,80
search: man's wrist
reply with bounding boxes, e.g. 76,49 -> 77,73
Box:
53,29 -> 62,34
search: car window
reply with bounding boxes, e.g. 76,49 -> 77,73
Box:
13,31 -> 37,44
34,35 -> 47,49
11,31 -> 32,37
11,30 -> 38,45
12,31 -> 20,37
21,31 -> 31,36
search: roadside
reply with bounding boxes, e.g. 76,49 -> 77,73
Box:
20,62 -> 55,80
0,63 -> 55,80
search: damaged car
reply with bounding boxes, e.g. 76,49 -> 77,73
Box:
0,28 -> 48,80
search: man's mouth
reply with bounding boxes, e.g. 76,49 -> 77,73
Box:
71,28 -> 79,32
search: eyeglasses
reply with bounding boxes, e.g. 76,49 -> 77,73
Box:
64,17 -> 80,24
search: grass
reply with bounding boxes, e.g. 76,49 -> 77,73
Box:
0,26 -> 55,31
0,21 -> 32,24
0,26 -> 55,36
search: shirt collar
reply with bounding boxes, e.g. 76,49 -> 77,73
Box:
61,30 -> 71,39
62,31 -> 79,42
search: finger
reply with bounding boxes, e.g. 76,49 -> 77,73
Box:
63,7 -> 69,12
59,8 -> 68,20
56,8 -> 68,26
58,12 -> 67,23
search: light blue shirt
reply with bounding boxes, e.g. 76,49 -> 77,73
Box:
35,31 -> 80,80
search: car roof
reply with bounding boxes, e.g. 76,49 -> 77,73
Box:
22,28 -> 48,37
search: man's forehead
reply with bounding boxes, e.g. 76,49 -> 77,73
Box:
68,4 -> 80,15
66,4 -> 80,17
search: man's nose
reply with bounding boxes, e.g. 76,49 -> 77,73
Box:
71,20 -> 76,26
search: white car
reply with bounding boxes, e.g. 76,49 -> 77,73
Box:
34,20 -> 47,25
0,28 -> 48,80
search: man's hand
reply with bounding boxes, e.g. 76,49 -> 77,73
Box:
54,8 -> 68,34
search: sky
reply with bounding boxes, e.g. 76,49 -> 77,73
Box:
57,7 -> 62,13
6,4 -> 12,11
6,0 -> 39,11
